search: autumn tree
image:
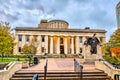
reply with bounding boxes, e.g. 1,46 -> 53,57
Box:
22,37 -> 36,55
0,21 -> 13,60
109,28 -> 120,47
22,44 -> 36,55
104,28 -> 120,56
101,43 -> 108,55
102,28 -> 120,64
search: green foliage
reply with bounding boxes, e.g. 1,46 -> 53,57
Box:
104,56 -> 120,64
103,28 -> 120,56
109,28 -> 120,47
103,29 -> 120,64
0,21 -> 13,59
22,44 -> 36,54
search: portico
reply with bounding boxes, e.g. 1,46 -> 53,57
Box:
32,35 -> 81,55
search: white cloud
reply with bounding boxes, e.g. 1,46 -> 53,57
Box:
0,0 -> 119,41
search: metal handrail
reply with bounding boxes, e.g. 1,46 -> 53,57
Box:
44,59 -> 48,80
114,74 -> 120,80
74,58 -> 83,80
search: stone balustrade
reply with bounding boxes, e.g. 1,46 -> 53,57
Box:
0,62 -> 22,80
95,60 -> 120,79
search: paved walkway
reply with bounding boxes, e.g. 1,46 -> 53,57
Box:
20,58 -> 97,72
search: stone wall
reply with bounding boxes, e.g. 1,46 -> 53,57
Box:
0,62 -> 22,80
95,61 -> 120,79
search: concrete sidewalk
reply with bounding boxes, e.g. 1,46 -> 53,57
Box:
20,58 -> 97,72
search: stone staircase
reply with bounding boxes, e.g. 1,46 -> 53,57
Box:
10,70 -> 112,80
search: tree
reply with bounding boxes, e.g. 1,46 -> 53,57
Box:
104,28 -> 120,56
109,28 -> 120,47
22,44 -> 36,55
102,29 -> 120,64
22,37 -> 37,55
101,43 -> 107,55
22,43 -> 36,65
0,21 -> 13,60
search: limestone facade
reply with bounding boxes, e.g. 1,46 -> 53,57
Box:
13,20 -> 106,55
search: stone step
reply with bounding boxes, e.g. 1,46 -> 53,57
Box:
42,76 -> 111,80
15,70 -> 104,74
13,74 -> 107,77
10,71 -> 112,80
10,76 -> 111,80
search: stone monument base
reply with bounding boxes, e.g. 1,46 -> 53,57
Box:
84,54 -> 98,64
84,59 -> 97,64
84,46 -> 102,64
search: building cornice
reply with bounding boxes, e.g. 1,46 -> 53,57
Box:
15,27 -> 106,33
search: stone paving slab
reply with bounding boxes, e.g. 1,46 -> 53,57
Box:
20,58 -> 97,72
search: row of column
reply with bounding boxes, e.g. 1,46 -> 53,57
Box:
49,36 -> 80,54
14,34 -> 105,55
48,22 -> 68,29
14,35 -> 81,54
30,35 -> 80,54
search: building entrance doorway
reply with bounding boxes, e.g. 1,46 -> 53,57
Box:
60,46 -> 64,54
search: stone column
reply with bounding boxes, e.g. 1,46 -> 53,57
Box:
30,35 -> 33,43
45,35 -> 48,53
82,36 -> 86,56
50,36 -> 53,54
102,37 -> 106,43
64,36 -> 68,54
71,36 -> 74,54
13,34 -> 18,54
57,36 -> 60,54
22,35 -> 26,47
36,35 -> 41,55
75,36 -> 79,54
97,45 -> 103,59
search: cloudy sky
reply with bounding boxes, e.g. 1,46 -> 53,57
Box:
0,0 -> 119,41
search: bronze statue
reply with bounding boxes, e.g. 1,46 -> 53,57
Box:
84,33 -> 101,54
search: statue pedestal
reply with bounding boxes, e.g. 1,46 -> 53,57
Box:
84,46 -> 102,64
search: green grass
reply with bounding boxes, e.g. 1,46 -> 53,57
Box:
0,57 -> 27,62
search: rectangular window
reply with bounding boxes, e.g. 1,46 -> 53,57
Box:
33,35 -> 38,42
26,35 -> 30,42
100,37 -> 103,43
79,37 -> 82,43
80,48 -> 82,53
60,38 -> 63,44
41,35 -> 45,42
41,47 -> 45,53
18,35 -> 22,41
18,47 -> 21,52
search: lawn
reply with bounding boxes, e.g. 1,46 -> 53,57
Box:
0,57 -> 28,62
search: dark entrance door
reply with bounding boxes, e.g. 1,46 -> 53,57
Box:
60,46 -> 64,54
